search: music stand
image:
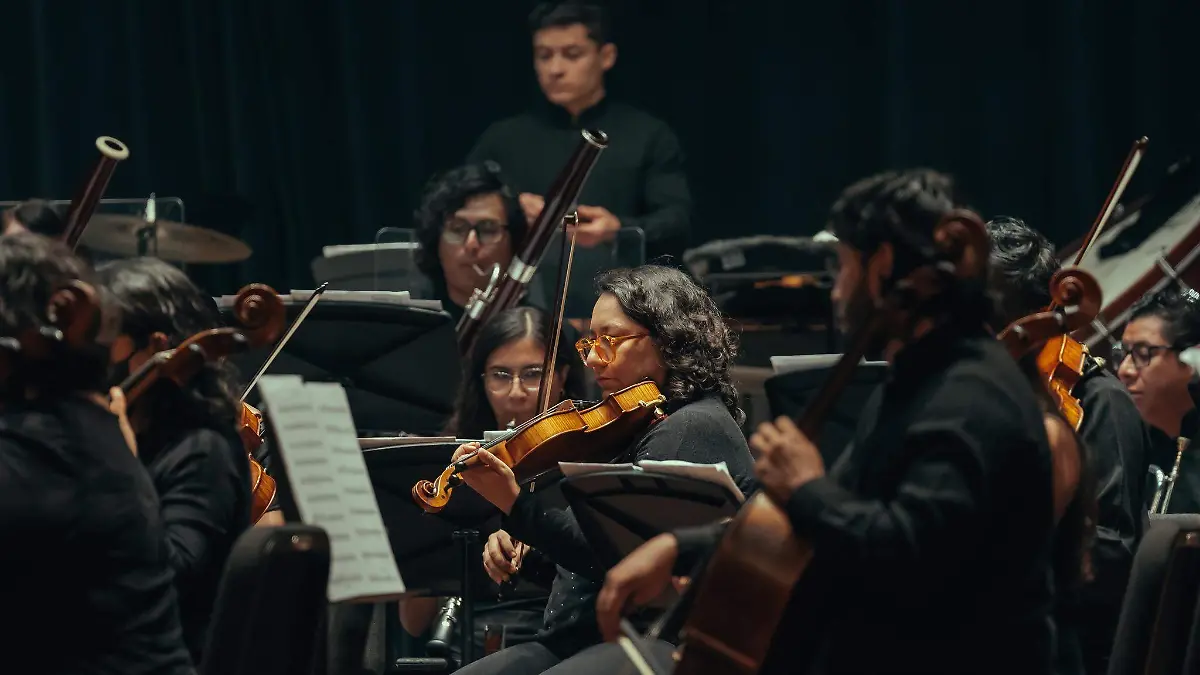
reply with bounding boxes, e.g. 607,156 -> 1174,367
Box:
764,361 -> 888,466
559,470 -> 742,570
362,440 -> 510,667
220,298 -> 458,436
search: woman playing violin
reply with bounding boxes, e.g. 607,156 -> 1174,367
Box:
398,306 -> 588,654
97,257 -> 252,664
0,234 -> 193,675
988,216 -> 1149,675
450,265 -> 755,675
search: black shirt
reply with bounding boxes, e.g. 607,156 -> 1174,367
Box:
674,324 -> 1058,675
142,426 -> 252,663
467,98 -> 692,265
1146,423 -> 1200,514
0,397 -> 194,675
502,394 -> 754,659
1071,364 -> 1153,675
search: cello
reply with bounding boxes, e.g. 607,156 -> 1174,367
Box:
118,284 -> 287,524
630,209 -> 992,675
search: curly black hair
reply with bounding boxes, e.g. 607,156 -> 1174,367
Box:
595,265 -> 743,424
986,216 -> 1061,327
96,257 -> 241,456
444,306 -> 589,439
413,162 -> 527,283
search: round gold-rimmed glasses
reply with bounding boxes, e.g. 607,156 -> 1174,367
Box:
575,333 -> 647,364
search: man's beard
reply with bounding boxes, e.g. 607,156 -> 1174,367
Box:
837,276 -> 890,361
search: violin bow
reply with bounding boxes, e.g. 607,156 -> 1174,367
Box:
239,283 -> 328,402
1048,136 -> 1148,311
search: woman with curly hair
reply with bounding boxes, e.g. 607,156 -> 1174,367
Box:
413,162 -> 532,322
446,264 -> 754,675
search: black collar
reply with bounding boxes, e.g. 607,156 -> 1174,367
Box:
534,95 -> 611,129
889,320 -> 989,385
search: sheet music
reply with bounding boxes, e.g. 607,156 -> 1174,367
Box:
770,354 -> 886,375
357,436 -> 457,450
558,460 -> 746,503
214,289 -> 444,312
322,242 -> 419,257
257,376 -> 405,603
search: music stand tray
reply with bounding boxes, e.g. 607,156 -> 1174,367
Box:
559,469 -> 742,570
221,298 -> 458,436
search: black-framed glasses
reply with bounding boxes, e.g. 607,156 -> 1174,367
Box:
482,366 -> 544,394
575,334 -> 647,364
442,219 -> 507,247
1113,341 -> 1174,370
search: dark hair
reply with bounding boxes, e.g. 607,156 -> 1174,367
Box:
529,1 -> 611,44
444,306 -> 588,438
4,200 -> 65,238
986,216 -> 1061,326
827,169 -> 968,275
96,258 -> 240,451
413,162 -> 527,283
595,265 -> 743,424
1127,285 -> 1200,349
0,233 -> 113,398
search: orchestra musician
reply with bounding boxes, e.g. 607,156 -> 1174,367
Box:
414,162 -> 537,323
96,257 -> 252,664
398,306 -> 589,656
987,216 -> 1149,675
467,1 -> 691,263
1115,287 -> 1200,513
0,234 -> 194,674
591,169 -> 1061,675
448,265 -> 754,675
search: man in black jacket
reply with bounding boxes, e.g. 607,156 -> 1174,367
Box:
466,1 -> 691,265
987,216 -> 1151,674
584,170 -> 1060,675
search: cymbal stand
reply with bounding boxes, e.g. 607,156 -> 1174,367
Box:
136,193 -> 158,257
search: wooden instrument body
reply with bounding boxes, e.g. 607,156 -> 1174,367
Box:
1036,335 -> 1087,432
673,493 -> 812,675
412,380 -> 665,513
239,402 -> 277,523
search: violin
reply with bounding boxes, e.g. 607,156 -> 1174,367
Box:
412,380 -> 666,513
118,284 -> 287,524
237,401 -> 277,522
643,210 -> 993,675
998,268 -> 1103,431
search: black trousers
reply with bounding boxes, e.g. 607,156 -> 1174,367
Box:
454,639 -> 676,675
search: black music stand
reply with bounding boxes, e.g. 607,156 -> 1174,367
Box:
559,470 -> 743,570
362,440 -> 510,667
221,299 -> 458,436
311,246 -> 423,293
764,361 -> 888,466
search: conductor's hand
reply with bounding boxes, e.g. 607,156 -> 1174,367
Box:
483,529 -> 522,584
451,443 -> 520,514
596,533 -> 678,642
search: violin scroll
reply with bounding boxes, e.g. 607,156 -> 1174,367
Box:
998,267 -> 1102,360
227,284 -> 287,348
933,209 -> 992,281
45,281 -> 104,350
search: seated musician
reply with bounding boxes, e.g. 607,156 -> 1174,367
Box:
398,305 -> 589,655
447,265 -> 755,675
590,170 -> 1060,675
97,257 -> 252,663
1,199 -> 65,237
1116,286 -> 1200,513
988,216 -> 1148,675
0,233 -> 193,674
414,162 -> 537,323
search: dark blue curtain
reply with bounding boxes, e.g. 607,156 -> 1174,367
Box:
0,0 -> 1196,294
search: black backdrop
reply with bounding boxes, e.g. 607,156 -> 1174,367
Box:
0,0 -> 1197,295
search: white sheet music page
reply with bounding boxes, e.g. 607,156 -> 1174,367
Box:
257,376 -> 405,603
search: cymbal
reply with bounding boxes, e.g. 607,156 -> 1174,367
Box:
80,214 -> 252,264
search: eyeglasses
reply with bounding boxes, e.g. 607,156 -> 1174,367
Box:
1113,341 -> 1174,370
442,219 -> 507,247
482,366 -> 544,394
575,333 -> 647,365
